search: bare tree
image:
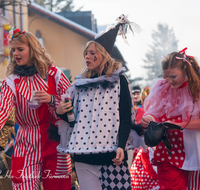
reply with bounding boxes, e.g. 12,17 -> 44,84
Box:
0,0 -> 31,8
33,0 -> 83,12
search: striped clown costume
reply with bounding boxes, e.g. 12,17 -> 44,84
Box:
0,65 -> 72,190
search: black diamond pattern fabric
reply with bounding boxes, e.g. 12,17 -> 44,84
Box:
100,161 -> 131,190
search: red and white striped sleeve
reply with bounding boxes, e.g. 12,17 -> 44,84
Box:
48,67 -> 71,119
55,72 -> 71,107
0,80 -> 15,130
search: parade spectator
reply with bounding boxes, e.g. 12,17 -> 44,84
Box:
0,28 -> 71,190
55,15 -> 137,190
141,48 -> 200,190
132,86 -> 143,107
141,86 -> 149,102
0,107 -> 15,155
130,86 -> 160,190
0,107 -> 15,190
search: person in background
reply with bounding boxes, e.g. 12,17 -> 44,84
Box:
132,85 -> 144,127
0,107 -> 15,156
141,86 -> 149,103
130,86 -> 160,190
132,85 -> 143,107
0,28 -> 71,190
0,107 -> 15,190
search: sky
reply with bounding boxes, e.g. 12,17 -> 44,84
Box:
73,0 -> 200,85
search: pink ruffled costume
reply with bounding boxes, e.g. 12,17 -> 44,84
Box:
143,79 -> 200,189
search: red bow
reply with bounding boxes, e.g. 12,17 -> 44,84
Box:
179,47 -> 194,59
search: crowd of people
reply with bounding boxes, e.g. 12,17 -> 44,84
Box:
0,14 -> 200,190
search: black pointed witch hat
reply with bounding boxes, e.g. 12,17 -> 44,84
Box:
94,23 -> 121,55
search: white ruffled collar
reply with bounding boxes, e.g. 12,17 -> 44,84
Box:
74,67 -> 126,88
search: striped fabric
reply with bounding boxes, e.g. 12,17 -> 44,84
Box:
55,153 -> 72,175
0,66 -> 71,189
188,171 -> 200,190
17,74 -> 48,102
0,80 -> 15,128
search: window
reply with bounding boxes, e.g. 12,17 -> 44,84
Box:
59,67 -> 71,80
63,70 -> 71,79
0,1 -> 8,18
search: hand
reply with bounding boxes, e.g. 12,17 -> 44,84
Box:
141,115 -> 155,129
163,120 -> 184,131
34,90 -> 51,104
112,147 -> 124,166
168,120 -> 187,128
162,121 -> 174,130
7,139 -> 14,148
56,97 -> 73,115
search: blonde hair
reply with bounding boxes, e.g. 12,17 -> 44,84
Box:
7,32 -> 54,79
82,41 -> 122,78
162,52 -> 200,101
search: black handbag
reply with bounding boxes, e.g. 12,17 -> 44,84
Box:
144,121 -> 183,156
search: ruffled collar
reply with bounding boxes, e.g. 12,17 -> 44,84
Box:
74,67 -> 126,89
178,81 -> 188,89
14,65 -> 38,76
160,79 -> 188,89
144,79 -> 198,121
12,66 -> 57,102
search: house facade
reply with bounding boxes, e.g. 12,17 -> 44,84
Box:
0,2 -> 125,83
28,2 -> 97,82
28,2 -> 125,82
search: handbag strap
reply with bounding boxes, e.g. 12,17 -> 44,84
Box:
162,122 -> 183,130
160,124 -> 173,156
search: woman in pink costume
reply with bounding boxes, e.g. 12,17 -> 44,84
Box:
141,48 -> 200,190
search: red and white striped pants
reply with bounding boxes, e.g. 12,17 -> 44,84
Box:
188,171 -> 200,190
11,151 -> 71,190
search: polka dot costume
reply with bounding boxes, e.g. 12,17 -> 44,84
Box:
68,81 -> 120,154
152,115 -> 185,168
57,67 -> 137,155
130,148 -> 160,190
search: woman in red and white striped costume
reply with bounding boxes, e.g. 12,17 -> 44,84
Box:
0,28 -> 71,190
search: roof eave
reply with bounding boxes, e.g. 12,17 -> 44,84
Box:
28,2 -> 96,40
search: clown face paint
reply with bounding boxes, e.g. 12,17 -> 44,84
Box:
85,43 -> 102,72
163,67 -> 187,89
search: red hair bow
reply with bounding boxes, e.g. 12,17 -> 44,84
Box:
179,47 -> 194,59
176,47 -> 194,66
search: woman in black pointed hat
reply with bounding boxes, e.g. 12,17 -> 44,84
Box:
56,14 -> 142,190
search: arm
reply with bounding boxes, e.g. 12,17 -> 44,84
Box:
170,119 -> 200,130
131,123 -> 144,136
54,72 -> 71,107
0,80 -> 15,150
112,75 -> 131,166
47,69 -> 71,119
0,80 -> 15,130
